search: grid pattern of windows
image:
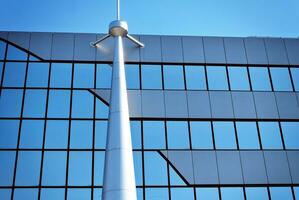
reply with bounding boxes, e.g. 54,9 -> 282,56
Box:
0,41 -> 299,200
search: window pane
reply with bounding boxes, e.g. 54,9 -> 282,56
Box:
144,152 -> 168,185
96,64 -> 112,88
245,187 -> 269,200
20,120 -> 44,148
290,68 -> 299,91
190,121 -> 213,149
221,187 -> 244,200
70,121 -> 93,149
68,152 -> 92,186
15,151 -> 41,186
6,45 -> 27,61
133,152 -> 143,186
50,63 -> 72,88
73,64 -> 94,88
47,90 -> 70,118
0,89 -> 23,117
281,122 -> 299,149
95,100 -> 109,118
23,89 -> 47,117
167,121 -> 190,149
137,188 -> 143,200
141,65 -> 162,89
131,121 -> 141,149
163,65 -> 185,89
126,64 -> 140,89
236,122 -> 260,149
146,188 -> 169,200
14,189 -> 38,200
270,187 -> 293,200
3,62 -> 26,87
45,120 -> 68,149
207,66 -> 228,90
95,120 -> 107,149
41,189 -> 65,200
171,188 -> 194,200
0,189 -> 11,200
259,122 -> 283,149
213,122 -> 237,149
0,151 -> 15,186
42,152 -> 66,186
72,90 -> 94,118
94,152 -> 105,186
228,67 -> 250,90
0,62 -> 3,84
270,68 -> 293,91
93,188 -> 102,200
185,66 -> 206,90
196,188 -> 219,200
249,67 -> 271,91
170,167 -> 185,186
294,187 -> 299,200
0,120 -> 19,148
26,63 -> 49,87
0,41 -> 6,60
143,121 -> 166,149
67,189 -> 91,200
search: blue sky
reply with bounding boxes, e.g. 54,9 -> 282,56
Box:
1,0 -> 299,37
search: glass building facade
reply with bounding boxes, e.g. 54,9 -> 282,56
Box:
0,32 -> 299,199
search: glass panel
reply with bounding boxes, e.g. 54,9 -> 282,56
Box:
15,151 -> 41,186
141,64 -> 162,89
96,64 -> 112,89
0,62 -> 3,84
190,121 -> 213,149
270,68 -> 293,91
259,122 -> 283,149
20,120 -> 44,148
221,187 -> 244,200
70,120 -> 93,149
236,122 -> 260,149
228,67 -> 250,90
213,122 -> 237,149
163,65 -> 185,89
143,121 -> 166,149
126,64 -> 140,89
145,188 -> 169,200
131,121 -> 141,149
144,152 -> 168,185
169,167 -> 185,186
3,62 -> 26,87
185,66 -> 207,90
133,152 -> 143,186
0,151 -> 15,186
207,66 -> 228,90
68,152 -> 92,186
94,152 -> 105,186
270,187 -> 293,200
0,41 -> 6,60
14,189 -> 38,200
167,121 -> 190,149
26,63 -> 49,87
0,189 -> 11,200
137,188 -> 143,200
249,67 -> 271,91
42,151 -> 66,186
0,89 -> 23,117
290,68 -> 299,91
73,64 -> 94,88
47,90 -> 71,118
50,63 -> 72,88
294,187 -> 299,200
171,188 -> 194,200
72,90 -> 94,118
95,120 -> 107,149
67,189 -> 91,200
0,120 -> 19,148
45,120 -> 68,149
40,189 -> 65,200
281,122 -> 299,149
245,187 -> 269,200
6,45 -> 27,61
23,89 -> 47,117
196,188 -> 219,200
93,188 -> 102,200
95,100 -> 109,118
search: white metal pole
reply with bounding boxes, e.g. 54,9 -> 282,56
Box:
101,35 -> 137,200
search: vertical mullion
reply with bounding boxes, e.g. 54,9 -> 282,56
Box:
246,66 -> 253,91
141,120 -> 146,200
288,67 -> 296,92
234,121 -> 240,150
278,122 -> 286,150
91,63 -> 96,200
267,67 -> 274,91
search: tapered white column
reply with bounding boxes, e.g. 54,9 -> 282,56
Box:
102,35 -> 137,200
